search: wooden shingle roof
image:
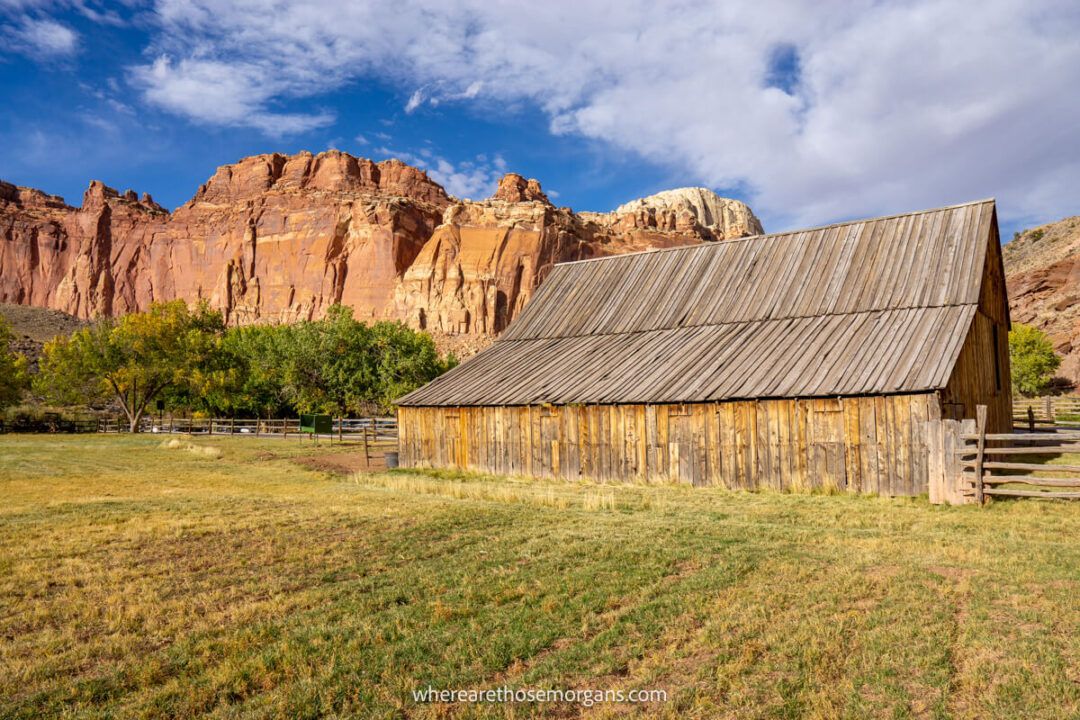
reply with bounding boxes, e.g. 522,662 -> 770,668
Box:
398,199 -> 997,407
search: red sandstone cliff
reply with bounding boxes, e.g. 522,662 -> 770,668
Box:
0,151 -> 762,355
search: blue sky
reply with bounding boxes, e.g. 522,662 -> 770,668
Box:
3,1 -> 1080,242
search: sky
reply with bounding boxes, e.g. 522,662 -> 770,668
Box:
2,1 -> 1079,242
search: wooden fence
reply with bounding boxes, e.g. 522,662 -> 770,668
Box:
1012,395 -> 1080,428
96,416 -> 397,442
928,405 -> 1080,504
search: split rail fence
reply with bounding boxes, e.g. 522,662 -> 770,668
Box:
96,416 -> 397,442
928,405 -> 1080,504
1012,395 -> 1080,429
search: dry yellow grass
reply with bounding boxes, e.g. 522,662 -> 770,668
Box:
1,434 -> 1078,719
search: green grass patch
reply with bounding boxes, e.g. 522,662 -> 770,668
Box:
0,434 -> 1078,718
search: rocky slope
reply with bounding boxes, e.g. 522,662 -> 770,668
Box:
0,303 -> 87,370
0,151 -> 762,356
1004,215 -> 1080,385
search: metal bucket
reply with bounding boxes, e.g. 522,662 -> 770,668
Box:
385,451 -> 399,469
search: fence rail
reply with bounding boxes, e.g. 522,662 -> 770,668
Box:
4,415 -> 397,442
1012,395 -> 1080,428
959,405 -> 1080,503
129,416 -> 395,440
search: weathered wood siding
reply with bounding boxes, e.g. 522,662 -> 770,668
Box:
941,212 -> 1012,432
941,311 -> 1012,432
399,393 -> 940,495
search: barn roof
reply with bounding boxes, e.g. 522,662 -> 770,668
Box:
398,199 -> 998,407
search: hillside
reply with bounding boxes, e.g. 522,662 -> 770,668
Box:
0,152 -> 761,358
0,303 -> 86,366
1004,215 -> 1080,385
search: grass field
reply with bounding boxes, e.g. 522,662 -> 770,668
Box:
1,434 -> 1078,719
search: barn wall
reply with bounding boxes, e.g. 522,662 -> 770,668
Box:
398,393 -> 941,495
941,311 -> 1012,433
942,218 -> 1012,432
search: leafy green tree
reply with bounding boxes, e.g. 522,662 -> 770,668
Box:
1009,323 -> 1062,397
370,320 -> 457,412
154,322 -> 290,418
282,305 -> 379,416
0,317 -> 30,410
35,301 -> 225,431
202,324 -> 294,418
262,307 -> 455,417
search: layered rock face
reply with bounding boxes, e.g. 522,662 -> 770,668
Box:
583,186 -> 763,241
397,174 -> 762,353
0,153 -> 761,355
1004,216 -> 1080,385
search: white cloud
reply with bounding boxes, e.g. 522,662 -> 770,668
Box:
131,0 -> 1080,228
377,146 -> 507,199
404,89 -> 425,113
4,16 -> 78,58
461,81 -> 482,99
426,154 -> 507,200
128,55 -> 333,136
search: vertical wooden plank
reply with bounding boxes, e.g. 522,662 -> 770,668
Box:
843,399 -> 862,493
719,403 -> 734,489
694,404 -> 708,487
894,397 -> 911,495
974,405 -> 987,506
909,394 -> 929,494
737,402 -> 751,489
875,395 -> 890,496
780,400 -> 793,491
794,400 -> 809,492
768,401 -> 782,490
810,401 -> 828,491
702,404 -> 715,486
630,408 -> 639,481
926,418 -> 943,504
658,405 -> 670,481
669,437 -> 680,482
645,405 -> 658,481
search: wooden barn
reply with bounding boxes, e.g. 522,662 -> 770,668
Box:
397,199 -> 1011,495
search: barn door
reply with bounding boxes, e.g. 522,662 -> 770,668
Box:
809,399 -> 847,490
443,412 -> 462,468
540,408 -> 560,477
668,406 -> 695,484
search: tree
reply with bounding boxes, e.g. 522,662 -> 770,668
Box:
282,305 -> 379,416
0,316 -> 30,410
269,307 -> 456,416
209,323 -> 294,418
35,301 -> 225,431
1009,323 -> 1062,397
370,320 -> 457,412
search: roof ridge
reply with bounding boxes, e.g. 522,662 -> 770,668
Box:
557,198 -> 996,267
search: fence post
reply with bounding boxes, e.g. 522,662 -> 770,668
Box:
1046,396 -> 1054,424
975,405 -> 987,506
1027,406 -> 1035,432
363,424 -> 370,466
